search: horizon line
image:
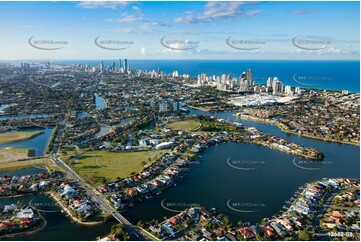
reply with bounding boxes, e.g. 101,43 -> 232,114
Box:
1,59 -> 360,62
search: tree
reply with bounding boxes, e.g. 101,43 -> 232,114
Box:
137,220 -> 144,228
298,230 -> 311,241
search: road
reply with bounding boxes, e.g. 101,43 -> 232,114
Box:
50,117 -> 148,240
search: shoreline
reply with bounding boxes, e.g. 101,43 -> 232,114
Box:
0,158 -> 50,173
48,191 -> 103,226
0,131 -> 44,145
237,114 -> 360,147
0,192 -> 38,199
45,124 -> 59,155
0,212 -> 47,239
185,104 -> 237,112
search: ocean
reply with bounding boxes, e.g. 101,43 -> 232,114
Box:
55,60 -> 360,93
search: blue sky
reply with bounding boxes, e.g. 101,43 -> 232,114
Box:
0,1 -> 359,60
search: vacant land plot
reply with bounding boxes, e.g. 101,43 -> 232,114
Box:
0,131 -> 43,144
165,120 -> 200,132
0,147 -> 30,162
0,155 -> 58,172
70,150 -> 170,186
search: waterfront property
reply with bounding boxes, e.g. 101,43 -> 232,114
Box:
140,178 -> 359,241
0,57 -> 359,241
0,204 -> 43,238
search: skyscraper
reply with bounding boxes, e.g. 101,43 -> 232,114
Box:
246,69 -> 252,83
221,74 -> 227,83
272,77 -> 283,95
124,59 -> 128,72
285,85 -> 293,95
266,77 -> 272,88
100,60 -> 104,71
119,59 -> 122,69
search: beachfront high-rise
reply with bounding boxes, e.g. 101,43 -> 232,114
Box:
124,59 -> 128,73
246,69 -> 253,83
272,77 -> 284,95
267,77 -> 272,88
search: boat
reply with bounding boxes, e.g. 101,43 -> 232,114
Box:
174,183 -> 177,187
156,191 -> 162,195
145,195 -> 152,199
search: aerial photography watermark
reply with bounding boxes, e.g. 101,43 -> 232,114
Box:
94,36 -> 134,50
226,157 -> 266,171
95,158 -> 133,170
226,36 -> 266,50
28,36 -> 68,51
292,35 -> 331,51
160,36 -> 199,51
30,199 -> 61,213
292,73 -> 332,87
292,157 -> 332,171
29,158 -> 54,169
161,199 -> 200,213
226,199 -> 266,213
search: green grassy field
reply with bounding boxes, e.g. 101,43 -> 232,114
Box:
165,120 -> 200,132
70,150 -> 170,186
0,131 -> 43,144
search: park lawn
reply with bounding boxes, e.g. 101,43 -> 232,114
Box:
59,147 -> 79,162
0,131 -> 43,144
71,150 -> 170,186
165,120 -> 200,132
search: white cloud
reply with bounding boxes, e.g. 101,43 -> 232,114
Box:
132,6 -> 141,12
140,46 -> 147,55
21,25 -> 36,28
110,6 -> 157,26
291,9 -> 311,15
77,1 -> 131,9
175,2 -> 261,24
107,28 -> 134,33
116,13 -> 143,23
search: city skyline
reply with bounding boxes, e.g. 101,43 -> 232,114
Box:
0,2 -> 359,240
0,1 -> 359,60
